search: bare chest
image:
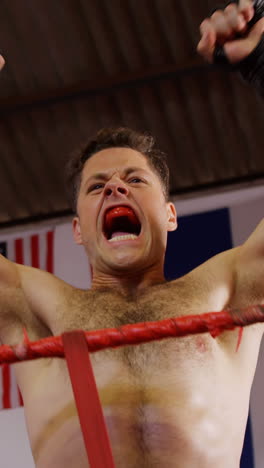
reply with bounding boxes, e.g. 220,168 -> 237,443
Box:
31,288 -> 245,468
23,284 -> 259,467
56,283 -> 226,379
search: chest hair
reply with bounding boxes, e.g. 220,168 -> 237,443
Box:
60,280 -> 207,374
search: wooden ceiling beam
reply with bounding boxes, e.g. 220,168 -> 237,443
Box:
0,58 -> 211,115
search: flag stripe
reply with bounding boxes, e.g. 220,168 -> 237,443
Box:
15,239 -> 24,264
2,365 -> 11,409
7,239 -> 15,262
46,231 -> 54,273
39,232 -> 46,270
23,236 -> 31,267
31,235 -> 39,269
0,229 -> 54,410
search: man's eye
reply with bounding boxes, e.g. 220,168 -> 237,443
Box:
89,183 -> 104,192
129,178 -> 142,183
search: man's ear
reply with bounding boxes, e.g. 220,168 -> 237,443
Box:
72,216 -> 83,245
166,202 -> 177,232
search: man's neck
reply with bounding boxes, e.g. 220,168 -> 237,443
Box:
91,269 -> 165,296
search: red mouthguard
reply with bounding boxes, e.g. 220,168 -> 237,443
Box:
105,206 -> 139,231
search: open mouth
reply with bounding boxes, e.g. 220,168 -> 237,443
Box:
103,206 -> 141,242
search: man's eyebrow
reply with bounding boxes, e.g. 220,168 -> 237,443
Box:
85,167 -> 147,184
123,167 -> 147,176
86,172 -> 109,183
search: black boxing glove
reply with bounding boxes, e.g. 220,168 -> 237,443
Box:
212,0 -> 264,95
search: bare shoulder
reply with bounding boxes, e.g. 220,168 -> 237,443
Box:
168,247 -> 240,312
16,263 -> 86,333
234,219 -> 264,303
167,246 -> 264,351
0,256 -> 87,344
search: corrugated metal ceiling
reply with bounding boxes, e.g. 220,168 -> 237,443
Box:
0,0 -> 263,226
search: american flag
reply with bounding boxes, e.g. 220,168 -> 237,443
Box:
0,229 -> 54,409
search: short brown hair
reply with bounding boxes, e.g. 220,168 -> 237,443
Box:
65,127 -> 170,212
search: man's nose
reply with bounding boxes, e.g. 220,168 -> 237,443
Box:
104,180 -> 129,197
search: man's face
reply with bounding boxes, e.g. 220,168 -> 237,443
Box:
73,147 -> 177,275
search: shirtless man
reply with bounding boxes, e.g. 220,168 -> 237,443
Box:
0,1 -> 264,467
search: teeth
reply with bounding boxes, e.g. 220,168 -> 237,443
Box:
109,234 -> 138,242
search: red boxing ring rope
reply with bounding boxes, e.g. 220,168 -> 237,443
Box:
2,304 -> 264,364
3,304 -> 264,468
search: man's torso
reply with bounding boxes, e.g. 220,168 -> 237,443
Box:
10,275 -> 263,468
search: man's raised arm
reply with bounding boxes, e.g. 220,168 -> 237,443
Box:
0,55 -> 5,72
0,252 -> 74,344
197,0 -> 264,95
0,58 -> 77,344
233,219 -> 264,306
